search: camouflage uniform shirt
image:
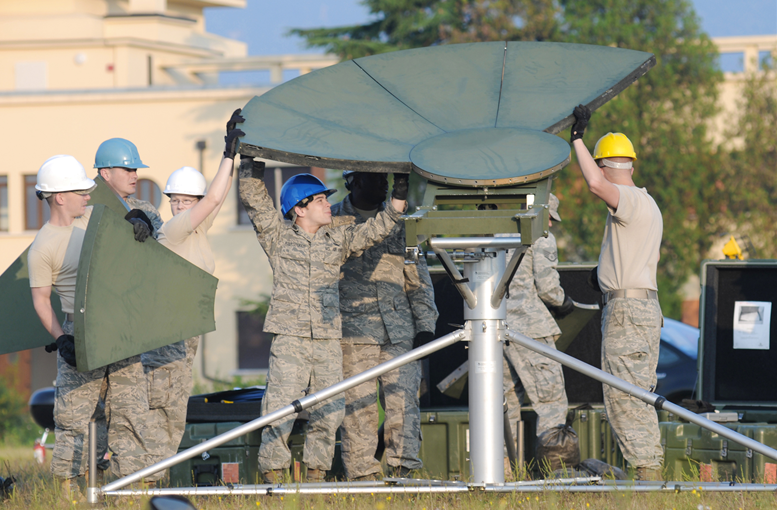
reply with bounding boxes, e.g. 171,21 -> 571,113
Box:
239,167 -> 404,339
331,195 -> 438,344
505,233 -> 564,338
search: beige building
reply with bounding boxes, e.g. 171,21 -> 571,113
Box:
0,1 -> 774,391
0,0 -> 337,393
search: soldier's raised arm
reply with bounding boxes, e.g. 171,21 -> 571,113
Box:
238,156 -> 283,256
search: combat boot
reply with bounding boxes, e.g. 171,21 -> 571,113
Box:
57,476 -> 84,504
305,468 -> 325,482
262,470 -> 284,484
634,466 -> 663,481
389,466 -> 412,478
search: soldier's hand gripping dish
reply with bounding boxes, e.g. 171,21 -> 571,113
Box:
239,158 -> 408,482
570,104 -> 664,481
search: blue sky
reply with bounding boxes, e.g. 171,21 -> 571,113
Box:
204,0 -> 777,81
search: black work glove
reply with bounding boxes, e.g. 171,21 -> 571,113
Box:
55,334 -> 77,367
413,331 -> 436,361
391,173 -> 409,201
125,209 -> 153,242
548,295 -> 575,319
587,266 -> 601,292
570,104 -> 591,142
224,128 -> 245,160
239,155 -> 265,180
226,108 -> 245,135
412,331 -> 436,350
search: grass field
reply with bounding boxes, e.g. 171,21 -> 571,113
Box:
0,447 -> 777,510
1,446 -> 775,509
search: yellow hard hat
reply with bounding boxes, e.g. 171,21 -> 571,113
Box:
593,132 -> 637,161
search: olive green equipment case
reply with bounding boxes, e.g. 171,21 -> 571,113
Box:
168,420 -> 346,486
418,408 -> 471,480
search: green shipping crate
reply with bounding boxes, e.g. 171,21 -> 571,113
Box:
418,409 -> 471,480
169,421 -> 311,486
661,421 -> 753,481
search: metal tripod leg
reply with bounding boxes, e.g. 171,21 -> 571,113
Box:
101,328 -> 468,493
504,328 -> 777,463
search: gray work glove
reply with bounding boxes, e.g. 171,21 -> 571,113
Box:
224,128 -> 245,160
587,266 -> 601,292
570,104 -> 591,142
548,295 -> 575,319
226,108 -> 244,135
125,209 -> 153,242
239,155 -> 265,180
412,331 -> 436,361
50,334 -> 77,367
392,173 -> 409,201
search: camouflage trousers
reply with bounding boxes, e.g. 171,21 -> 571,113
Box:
258,335 -> 345,472
601,297 -> 663,470
140,336 -> 200,481
503,335 -> 569,445
340,336 -> 422,479
52,320 -> 149,479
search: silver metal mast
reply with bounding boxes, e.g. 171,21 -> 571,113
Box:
429,236 -> 525,484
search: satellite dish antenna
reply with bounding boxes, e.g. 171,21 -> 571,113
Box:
238,41 -> 654,187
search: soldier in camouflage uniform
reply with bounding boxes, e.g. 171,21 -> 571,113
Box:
139,113 -> 244,483
28,155 -> 153,501
502,194 -> 575,459
571,105 -> 664,480
239,158 -> 409,482
332,171 -> 438,480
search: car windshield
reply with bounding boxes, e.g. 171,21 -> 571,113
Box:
661,318 -> 699,360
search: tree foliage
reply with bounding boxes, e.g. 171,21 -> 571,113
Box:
549,0 -> 723,317
292,0 -> 729,318
718,62 -> 777,258
290,0 -> 559,60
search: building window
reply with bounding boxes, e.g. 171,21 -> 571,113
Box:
15,61 -> 47,90
237,166 -> 310,225
24,175 -> 50,230
237,311 -> 273,369
132,178 -> 162,208
0,176 -> 7,232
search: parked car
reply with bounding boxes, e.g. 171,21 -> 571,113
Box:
656,318 -> 699,403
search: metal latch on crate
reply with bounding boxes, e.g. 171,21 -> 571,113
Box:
685,439 -> 693,456
721,440 -> 728,458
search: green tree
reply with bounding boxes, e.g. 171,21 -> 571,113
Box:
550,0 -> 723,317
718,60 -> 777,258
290,0 -> 558,60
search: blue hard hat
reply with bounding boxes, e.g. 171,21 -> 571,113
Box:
280,174 -> 336,217
94,138 -> 149,169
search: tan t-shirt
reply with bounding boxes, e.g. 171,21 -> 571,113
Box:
28,207 -> 93,314
157,208 -> 216,274
597,185 -> 662,293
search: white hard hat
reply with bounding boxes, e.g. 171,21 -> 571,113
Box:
36,155 -> 96,193
164,166 -> 207,196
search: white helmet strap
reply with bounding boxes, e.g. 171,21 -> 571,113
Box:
600,159 -> 633,170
